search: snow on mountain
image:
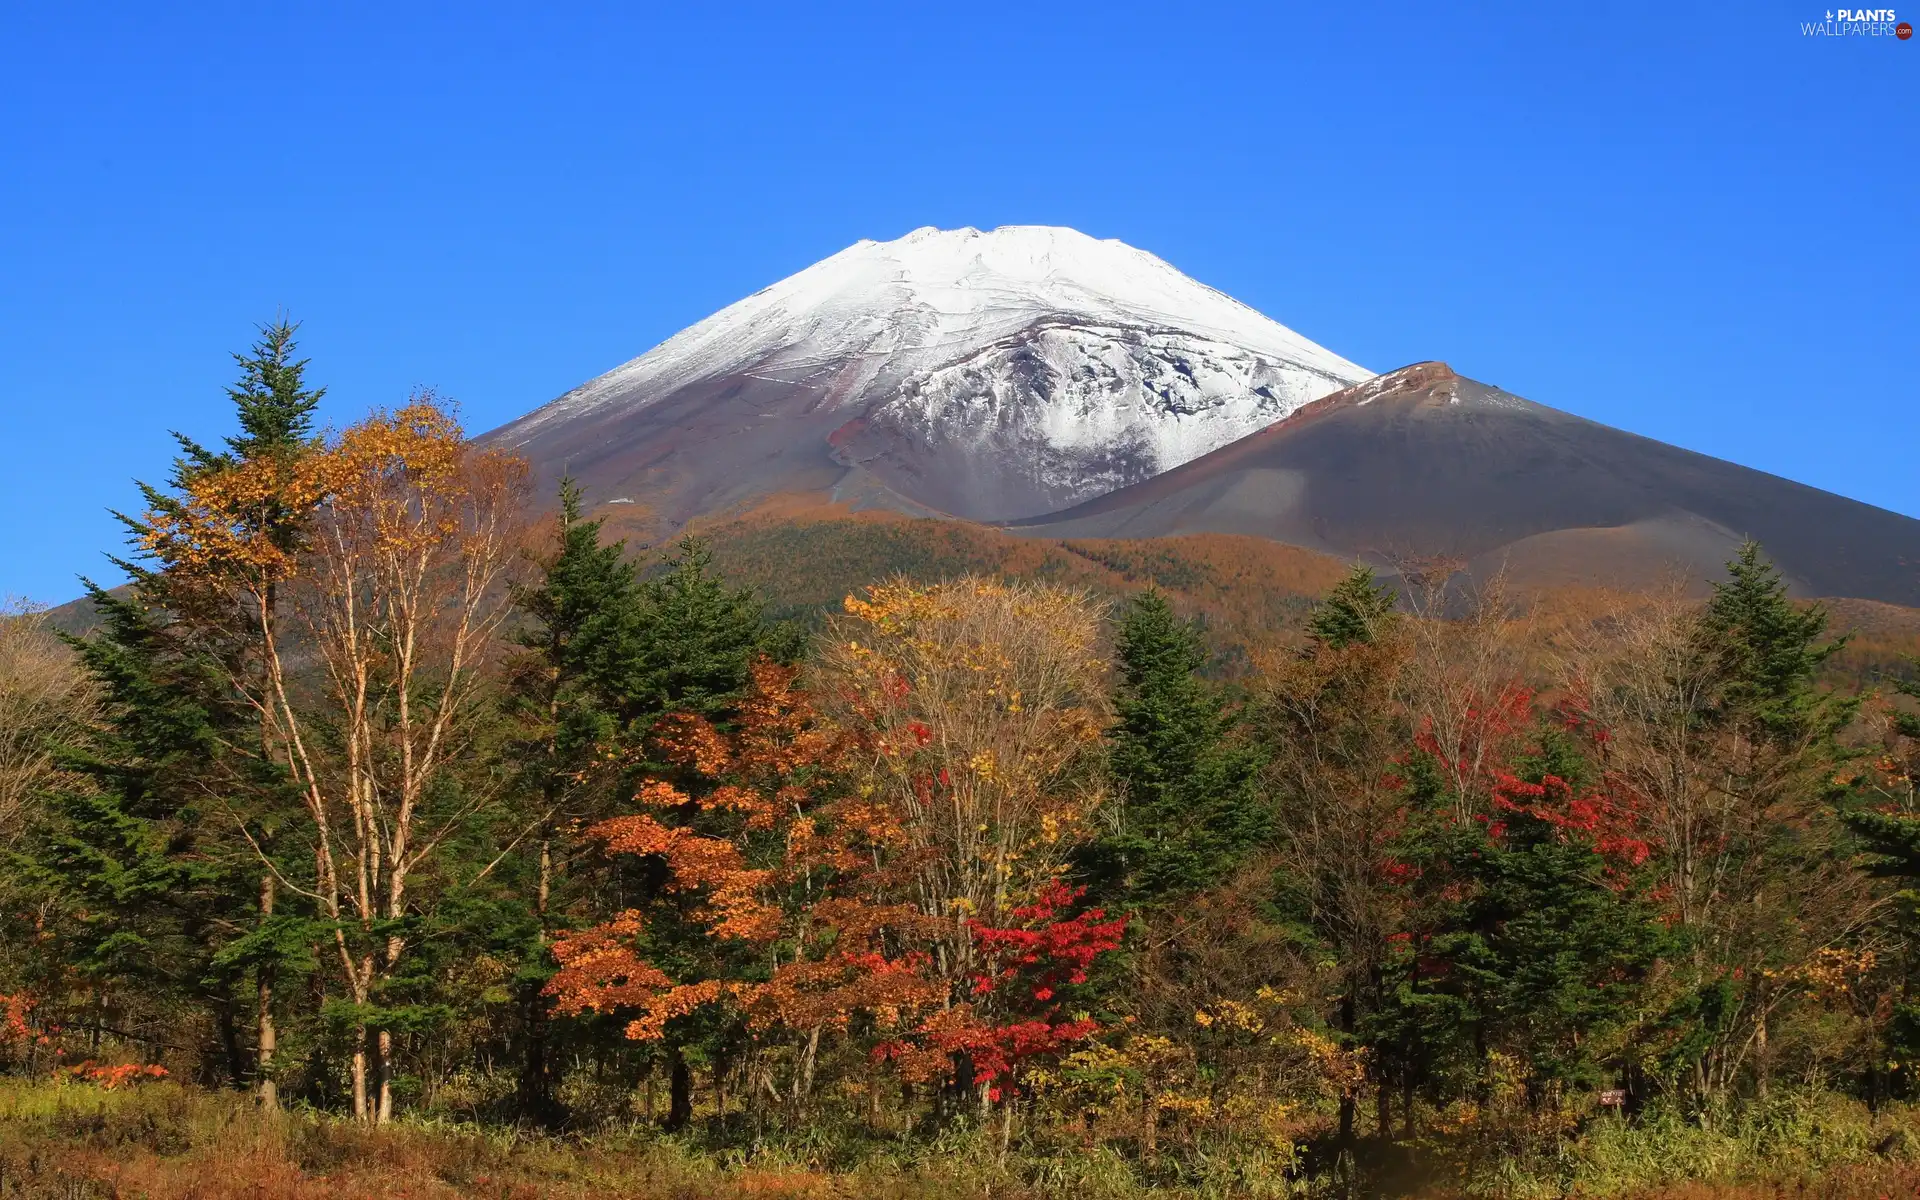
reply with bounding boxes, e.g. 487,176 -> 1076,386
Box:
497,225 -> 1373,522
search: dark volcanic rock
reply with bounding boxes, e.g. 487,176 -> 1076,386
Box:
1010,363 -> 1920,606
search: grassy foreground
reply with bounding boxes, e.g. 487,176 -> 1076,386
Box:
3,1080 -> 1920,1199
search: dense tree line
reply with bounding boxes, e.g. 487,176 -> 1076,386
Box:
2,327 -> 1918,1187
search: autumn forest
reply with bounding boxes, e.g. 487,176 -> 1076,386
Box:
4,325 -> 1920,1200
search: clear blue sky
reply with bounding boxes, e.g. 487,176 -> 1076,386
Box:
2,2 -> 1914,603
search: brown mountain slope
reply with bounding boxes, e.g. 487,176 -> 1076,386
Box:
1007,363 -> 1920,607
594,498 -> 1353,644
591,499 -> 1920,684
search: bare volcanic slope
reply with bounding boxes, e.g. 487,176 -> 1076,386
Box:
485,225 -> 1370,526
1010,363 -> 1920,606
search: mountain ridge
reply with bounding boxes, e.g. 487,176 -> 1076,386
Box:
1009,362 -> 1920,606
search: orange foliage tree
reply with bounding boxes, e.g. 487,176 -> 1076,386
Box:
549,580 -> 1127,1117
546,660 -> 947,1116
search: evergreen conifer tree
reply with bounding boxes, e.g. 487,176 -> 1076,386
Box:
1308,564 -> 1398,649
621,536 -> 781,724
28,583 -> 264,1084
510,478 -> 643,740
1097,589 -> 1264,904
166,319 -> 325,484
1698,540 -> 1851,747
34,321 -> 328,1102
1843,662 -> 1920,1086
1848,668 -> 1920,886
1430,733 -> 1665,1097
223,319 -> 325,460
502,478 -> 648,1121
506,518 -> 790,1126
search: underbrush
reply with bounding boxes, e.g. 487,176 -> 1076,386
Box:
1550,1091 -> 1920,1198
2,1079 -> 1919,1199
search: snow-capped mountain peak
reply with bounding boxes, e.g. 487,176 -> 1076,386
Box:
498,225 -> 1373,523
527,225 -> 1366,424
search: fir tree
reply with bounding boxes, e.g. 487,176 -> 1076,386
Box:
1848,664 -> 1920,889
506,516 -> 790,1124
509,478 -> 643,742
1844,661 -> 1920,1090
1698,540 -> 1851,747
1849,801 -> 1920,902
28,583 -> 264,1084
224,318 -> 325,459
501,478 -> 647,1122
41,321 -> 328,1104
1368,731 -> 1666,1120
167,319 -> 325,484
1308,564 -> 1398,650
621,536 -> 779,724
1096,589 -> 1264,904
1441,733 -> 1664,1094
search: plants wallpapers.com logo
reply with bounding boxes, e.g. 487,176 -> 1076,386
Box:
1799,7 -> 1911,34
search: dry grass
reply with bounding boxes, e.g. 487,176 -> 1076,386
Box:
0,1079 -> 1070,1200
6,1079 -> 1920,1199
1602,1172 -> 1920,1198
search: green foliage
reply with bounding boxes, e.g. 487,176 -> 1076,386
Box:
501,496 -> 807,1124
1444,784 -> 1665,1091
1849,805 -> 1920,893
1307,563 -> 1397,649
1366,727 -> 1668,1117
12,331 -> 1920,1196
507,478 -> 640,757
222,318 -> 326,460
22,584 -> 263,1073
1093,589 -> 1265,905
15,322 -> 336,1096
517,521 -> 791,734
168,318 -> 325,484
624,535 -> 789,722
1846,658 -> 1920,901
1699,539 -> 1854,747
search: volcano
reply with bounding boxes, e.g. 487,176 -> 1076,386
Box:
483,227 -> 1919,607
1009,362 -> 1920,606
487,225 -> 1370,524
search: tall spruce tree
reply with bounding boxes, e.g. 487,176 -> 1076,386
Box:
505,517 -> 791,1128
224,319 -> 324,459
1844,661 -> 1920,1098
1698,540 -> 1851,747
29,582 -> 262,1084
38,320 -> 328,1103
1427,733 -> 1663,1102
165,319 -> 324,486
501,478 -> 645,1122
509,478 -> 642,744
1848,669 -> 1920,884
1668,541 -> 1858,1104
617,535 -> 796,1127
620,536 -> 785,726
1308,564 -> 1398,650
1096,589 -> 1264,904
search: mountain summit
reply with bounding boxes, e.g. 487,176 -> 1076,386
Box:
492,225 -> 1370,523
485,227 -> 1920,607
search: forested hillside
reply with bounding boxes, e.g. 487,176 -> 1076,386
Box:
5,327 -> 1920,1199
